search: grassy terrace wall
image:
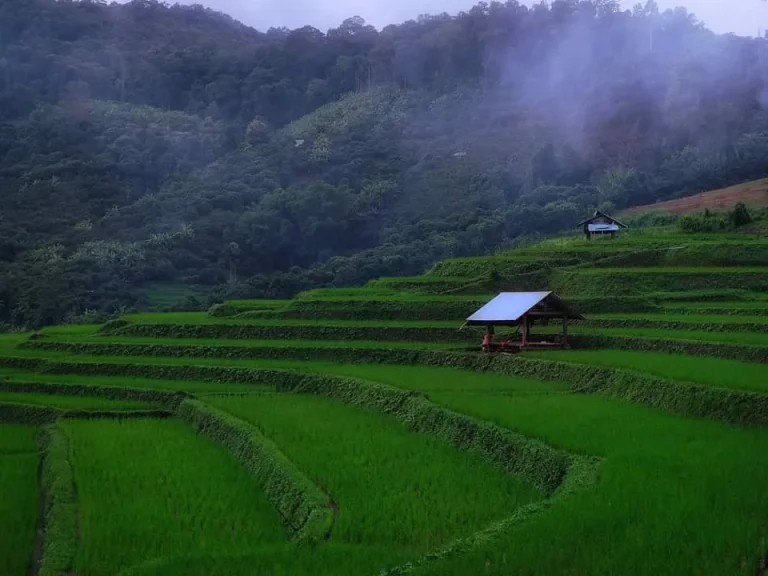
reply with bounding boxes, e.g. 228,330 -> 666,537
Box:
101,322 -> 478,342
177,399 -> 334,543
0,397 -> 172,424
554,269 -> 768,296
581,318 -> 768,333
38,424 -> 77,576
0,402 -> 59,424
429,245 -> 768,281
427,257 -> 581,278
0,380 -> 186,408
365,276 -> 482,294
662,306 -> 768,317
208,300 -> 290,317
569,335 -> 768,364
588,244 -> 768,268
6,350 -> 768,428
236,297 -> 659,321
267,299 -> 488,321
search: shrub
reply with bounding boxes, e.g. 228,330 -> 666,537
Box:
678,212 -> 727,233
728,202 -> 752,227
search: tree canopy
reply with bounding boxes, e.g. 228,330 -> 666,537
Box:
3,0 -> 768,326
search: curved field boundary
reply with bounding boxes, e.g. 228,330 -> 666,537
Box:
582,318 -> 768,333
0,380 -> 187,409
569,334 -> 768,364
177,399 -> 334,544
38,423 -> 77,576
244,371 -> 572,495
195,374 -> 599,574
4,349 -> 768,428
379,456 -> 600,576
101,322 -> 476,342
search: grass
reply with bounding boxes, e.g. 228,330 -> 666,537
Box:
0,392 -> 155,410
526,350 -> 768,394
0,454 -> 38,576
207,393 -> 543,553
63,418 -> 287,576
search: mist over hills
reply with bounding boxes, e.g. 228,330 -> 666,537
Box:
2,0 -> 768,327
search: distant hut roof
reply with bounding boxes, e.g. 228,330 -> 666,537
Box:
464,291 -> 583,326
576,210 -> 628,228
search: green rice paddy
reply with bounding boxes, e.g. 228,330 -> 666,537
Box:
64,418 -> 286,576
0,455 -> 38,576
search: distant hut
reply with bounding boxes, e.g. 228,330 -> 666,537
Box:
577,210 -> 627,240
463,291 -> 583,352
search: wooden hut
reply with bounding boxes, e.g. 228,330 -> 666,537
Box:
576,210 -> 627,240
463,291 -> 583,351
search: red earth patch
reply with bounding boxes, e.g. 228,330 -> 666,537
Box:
622,179 -> 768,217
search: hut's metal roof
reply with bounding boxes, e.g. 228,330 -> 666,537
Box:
465,291 -> 583,325
576,210 -> 628,228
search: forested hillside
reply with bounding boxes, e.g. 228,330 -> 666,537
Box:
3,0 -> 768,327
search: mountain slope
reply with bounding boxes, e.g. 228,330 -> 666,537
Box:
5,0 -> 768,327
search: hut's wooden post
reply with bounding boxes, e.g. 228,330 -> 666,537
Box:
521,315 -> 529,347
562,316 -> 568,346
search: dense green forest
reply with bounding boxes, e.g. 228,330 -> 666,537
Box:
3,0 -> 768,327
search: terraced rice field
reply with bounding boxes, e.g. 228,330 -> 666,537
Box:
1,228 -> 768,575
